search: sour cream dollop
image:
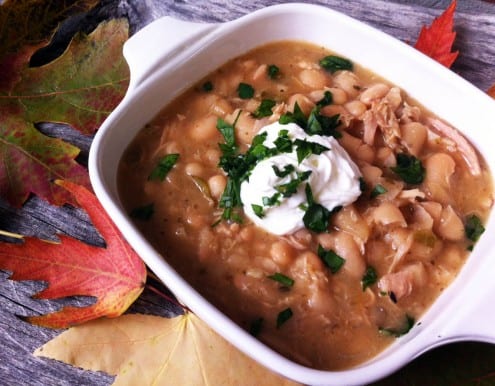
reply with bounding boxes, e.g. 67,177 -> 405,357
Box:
240,122 -> 362,235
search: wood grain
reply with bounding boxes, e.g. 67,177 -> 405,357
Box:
1,1 -> 494,385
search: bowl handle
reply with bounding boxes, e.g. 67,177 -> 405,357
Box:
123,17 -> 217,92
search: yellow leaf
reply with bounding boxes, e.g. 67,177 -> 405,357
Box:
34,313 -> 301,386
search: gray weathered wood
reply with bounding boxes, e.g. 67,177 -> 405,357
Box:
1,1 -> 494,385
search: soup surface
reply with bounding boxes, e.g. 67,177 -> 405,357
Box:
118,41 -> 493,370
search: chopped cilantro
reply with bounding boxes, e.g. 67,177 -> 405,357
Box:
317,245 -> 345,273
148,153 -> 179,181
316,90 -> 333,107
249,317 -> 264,337
237,82 -> 255,99
272,164 -> 295,178
371,184 -> 388,198
294,138 -> 329,164
279,102 -> 307,128
276,307 -> 293,328
252,204 -> 264,218
275,170 -> 312,198
379,315 -> 415,337
391,153 -> 425,184
306,107 -> 341,137
267,64 -> 280,79
465,214 -> 485,242
359,177 -> 367,192
319,55 -> 353,73
262,193 -> 281,207
267,272 -> 294,288
361,266 -> 378,290
130,203 -> 154,221
252,99 -> 276,118
303,203 -> 331,233
273,130 -> 293,153
202,81 -> 213,92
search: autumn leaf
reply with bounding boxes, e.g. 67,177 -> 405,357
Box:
414,0 -> 459,68
0,180 -> 146,328
0,18 -> 129,207
487,84 -> 495,99
35,312 -> 301,386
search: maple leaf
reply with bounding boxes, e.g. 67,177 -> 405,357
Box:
0,180 -> 146,328
414,0 -> 459,68
34,313 -> 301,386
0,19 -> 129,207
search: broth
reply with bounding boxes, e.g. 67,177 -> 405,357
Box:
118,41 -> 493,370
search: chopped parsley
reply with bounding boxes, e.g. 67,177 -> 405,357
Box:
294,138 -> 329,164
465,214 -> 485,242
249,317 -> 264,337
275,170 -> 312,198
272,164 -> 295,178
237,82 -> 255,99
302,184 -> 334,233
267,272 -> 295,288
148,153 -> 179,181
267,64 -> 280,79
252,99 -> 276,118
251,204 -> 264,218
273,129 -> 293,153
379,315 -> 415,337
319,55 -> 353,73
361,266 -> 378,290
130,203 -> 154,221
371,184 -> 388,198
262,193 -> 281,207
317,245 -> 345,273
276,307 -> 293,328
391,153 -> 426,184
280,103 -> 341,138
202,81 -> 213,92
316,90 -> 333,107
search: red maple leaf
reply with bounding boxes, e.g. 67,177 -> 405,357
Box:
0,180 -> 146,328
414,0 -> 459,68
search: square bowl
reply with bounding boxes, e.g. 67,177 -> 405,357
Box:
89,3 -> 495,385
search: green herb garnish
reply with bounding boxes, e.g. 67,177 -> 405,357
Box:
280,103 -> 341,138
276,308 -> 293,328
273,129 -> 293,153
391,153 -> 426,184
272,164 -> 295,178
130,203 -> 154,221
237,82 -> 255,99
252,99 -> 276,118
279,102 -> 307,128
252,204 -> 264,218
319,55 -> 353,73
202,81 -> 213,92
275,170 -> 312,198
317,245 -> 345,273
249,317 -> 264,337
316,90 -> 333,107
361,266 -> 378,290
294,138 -> 329,163
302,184 -> 333,233
262,193 -> 281,207
465,214 -> 485,242
379,315 -> 415,337
267,64 -> 280,79
371,184 -> 388,198
148,153 -> 179,181
267,273 -> 295,288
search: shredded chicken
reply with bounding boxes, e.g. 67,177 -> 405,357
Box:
427,118 -> 481,175
378,263 -> 426,300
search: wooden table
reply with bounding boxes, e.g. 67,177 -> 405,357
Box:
1,0 -> 495,384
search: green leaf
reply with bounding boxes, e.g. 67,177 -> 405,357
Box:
371,184 -> 388,198
276,307 -> 293,328
319,55 -> 353,73
294,138 -> 329,164
362,266 -> 378,290
252,99 -> 276,118
279,102 -> 306,128
303,203 -> 331,233
201,81 -> 213,92
237,82 -> 254,99
317,245 -> 345,273
267,64 -> 280,79
267,273 -> 294,288
379,315 -> 415,337
130,203 -> 154,221
251,204 -> 264,218
272,164 -> 295,178
148,154 -> 179,181
465,214 -> 485,242
391,153 -> 426,184
316,90 -> 333,107
275,170 -> 312,198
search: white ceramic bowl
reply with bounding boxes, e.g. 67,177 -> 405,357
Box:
89,4 -> 495,385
